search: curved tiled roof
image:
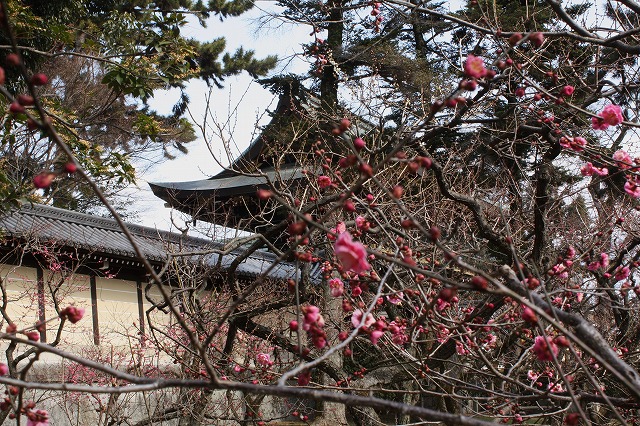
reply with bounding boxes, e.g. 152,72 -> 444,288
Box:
0,204 -> 299,280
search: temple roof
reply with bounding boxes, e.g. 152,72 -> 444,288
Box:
149,165 -> 304,201
149,84 -> 375,231
0,203 -> 299,280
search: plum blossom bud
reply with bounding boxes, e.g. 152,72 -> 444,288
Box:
25,331 -> 39,342
529,32 -> 544,47
60,306 -> 85,324
256,189 -> 272,200
33,172 -> 55,189
353,137 -> 365,151
471,276 -> 488,290
31,73 -> 48,86
521,306 -> 538,323
64,162 -> 77,174
509,33 -> 523,45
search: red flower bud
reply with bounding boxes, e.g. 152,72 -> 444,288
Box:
339,118 -> 351,132
25,331 -> 39,341
9,102 -> 24,114
429,226 -> 441,242
509,33 -> 523,46
5,53 -> 19,67
31,73 -> 48,86
64,162 -> 77,174
529,32 -> 545,47
439,287 -> 457,301
521,306 -> 538,323
256,189 -> 272,200
359,163 -> 373,177
17,94 -> 34,106
33,172 -> 55,189
288,221 -> 307,235
471,276 -> 488,290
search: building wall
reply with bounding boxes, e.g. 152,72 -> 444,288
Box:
0,262 -> 157,357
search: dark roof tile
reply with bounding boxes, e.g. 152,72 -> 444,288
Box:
0,204 -> 298,280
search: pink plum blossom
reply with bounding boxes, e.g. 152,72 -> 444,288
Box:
26,410 -> 49,426
302,305 -> 327,349
386,292 -> 404,305
256,353 -> 272,366
592,104 -> 624,130
600,104 -> 624,125
0,363 -> 7,375
327,221 -> 346,242
351,309 -> 375,329
613,150 -> 633,169
351,285 -> 362,297
615,266 -> 631,281
329,278 -> 344,297
456,340 -> 469,355
624,177 -> 640,198
334,232 -> 371,273
60,306 -> 85,324
370,329 -> 384,345
561,85 -> 574,96
588,252 -> 609,271
463,55 -> 487,79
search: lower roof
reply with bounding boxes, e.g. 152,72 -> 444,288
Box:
0,203 -> 299,280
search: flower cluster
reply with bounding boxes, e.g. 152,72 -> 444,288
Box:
351,309 -> 386,345
532,336 -> 559,362
559,136 -> 586,152
580,162 -> 608,177
587,252 -> 609,271
301,305 -> 327,349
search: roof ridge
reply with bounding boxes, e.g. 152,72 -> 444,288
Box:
11,204 -> 216,248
